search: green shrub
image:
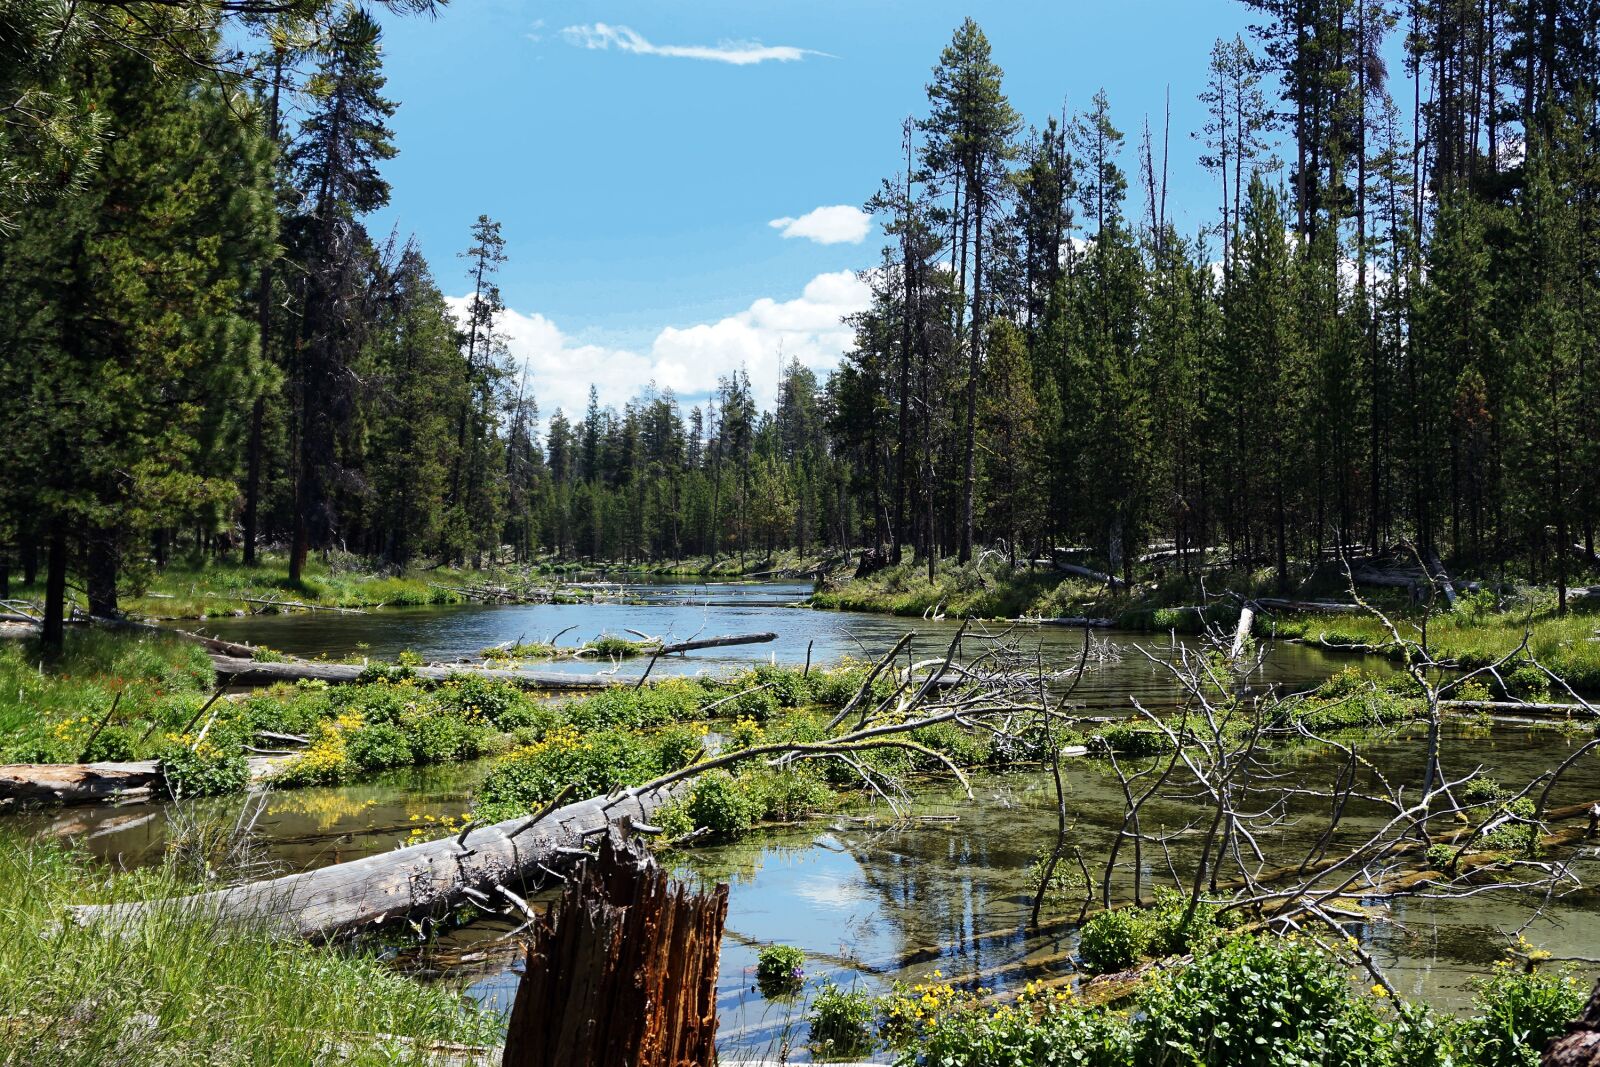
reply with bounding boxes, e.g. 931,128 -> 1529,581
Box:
808,980 -> 876,1060
683,771 -> 760,838
655,724 -> 706,770
727,716 -> 764,750
1078,909 -> 1148,975
160,741 -> 249,798
745,766 -> 833,821
756,943 -> 806,997
1087,723 -> 1172,759
1135,934 -> 1394,1066
345,722 -> 413,771
1503,663 -> 1551,701
1453,963 -> 1587,1067
752,665 -> 812,708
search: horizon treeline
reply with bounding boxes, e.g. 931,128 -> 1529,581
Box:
2,2 -> 1599,648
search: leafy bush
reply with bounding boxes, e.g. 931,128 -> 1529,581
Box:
1078,909 -> 1147,975
756,943 -> 806,997
344,722 -> 413,771
808,981 -> 876,1060
727,716 -> 765,750
655,724 -> 707,770
1135,934 -> 1393,1066
752,665 -> 812,708
682,771 -> 760,838
160,738 -> 249,798
1087,723 -> 1172,759
474,727 -> 664,823
1503,663 -> 1551,701
1452,962 -> 1587,1067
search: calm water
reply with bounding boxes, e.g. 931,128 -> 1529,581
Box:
194,578 -> 1368,712
15,585 -> 1598,1061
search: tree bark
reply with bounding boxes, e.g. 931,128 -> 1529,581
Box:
69,784 -> 686,940
41,520 -> 68,654
501,830 -> 727,1067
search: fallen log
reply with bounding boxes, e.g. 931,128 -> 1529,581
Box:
68,783 -> 688,939
1440,699 -> 1596,718
1253,598 -> 1364,614
1051,558 -> 1126,589
1545,980 -> 1600,1066
209,655 -> 624,690
502,830 -> 727,1067
82,614 -> 260,658
653,632 -> 776,655
1028,616 -> 1116,628
1426,549 -> 1459,608
0,755 -> 289,808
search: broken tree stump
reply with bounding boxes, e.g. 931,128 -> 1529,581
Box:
501,828 -> 729,1067
1545,979 -> 1600,1065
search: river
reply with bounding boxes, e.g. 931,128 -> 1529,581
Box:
17,581 -> 1600,1062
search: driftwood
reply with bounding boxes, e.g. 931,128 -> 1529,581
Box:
0,755 -> 288,808
209,656 -> 624,690
1029,616 -> 1116,628
501,830 -> 727,1067
68,783 -> 687,939
1253,597 -> 1364,614
652,632 -> 775,655
82,614 -> 260,658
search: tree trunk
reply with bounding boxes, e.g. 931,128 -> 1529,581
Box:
86,526 -> 119,618
501,830 -> 727,1067
41,521 -> 68,654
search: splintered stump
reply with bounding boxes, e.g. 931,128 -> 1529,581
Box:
501,830 -> 729,1067
1545,980 -> 1600,1065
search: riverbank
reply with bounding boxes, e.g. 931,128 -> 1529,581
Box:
0,833 -> 499,1066
814,558 -> 1600,693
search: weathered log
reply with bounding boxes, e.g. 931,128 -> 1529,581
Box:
1426,549 -> 1459,608
1253,597 -> 1364,614
653,631 -> 776,655
1440,699 -> 1596,718
83,614 -> 260,658
501,830 -> 727,1067
0,755 -> 289,808
1050,557 -> 1126,589
0,762 -> 160,807
1029,616 -> 1116,628
1230,602 -> 1256,659
68,783 -> 688,939
209,655 -> 624,690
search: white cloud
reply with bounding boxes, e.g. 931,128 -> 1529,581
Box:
560,22 -> 824,65
524,18 -> 545,43
768,205 -> 872,245
449,270 -> 870,425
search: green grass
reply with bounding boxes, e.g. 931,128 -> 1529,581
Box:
7,553 -> 482,621
0,834 -> 498,1065
0,630 -> 216,763
480,635 -> 656,660
1273,595 -> 1600,693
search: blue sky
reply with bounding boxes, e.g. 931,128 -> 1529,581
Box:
368,1 -> 1269,418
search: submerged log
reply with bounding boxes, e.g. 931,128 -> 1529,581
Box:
209,655 -> 624,690
68,783 -> 687,939
501,830 -> 727,1067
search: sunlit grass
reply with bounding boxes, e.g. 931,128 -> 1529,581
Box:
0,834 -> 499,1066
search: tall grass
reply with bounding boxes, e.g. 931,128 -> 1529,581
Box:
0,834 -> 499,1066
0,631 -> 214,763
